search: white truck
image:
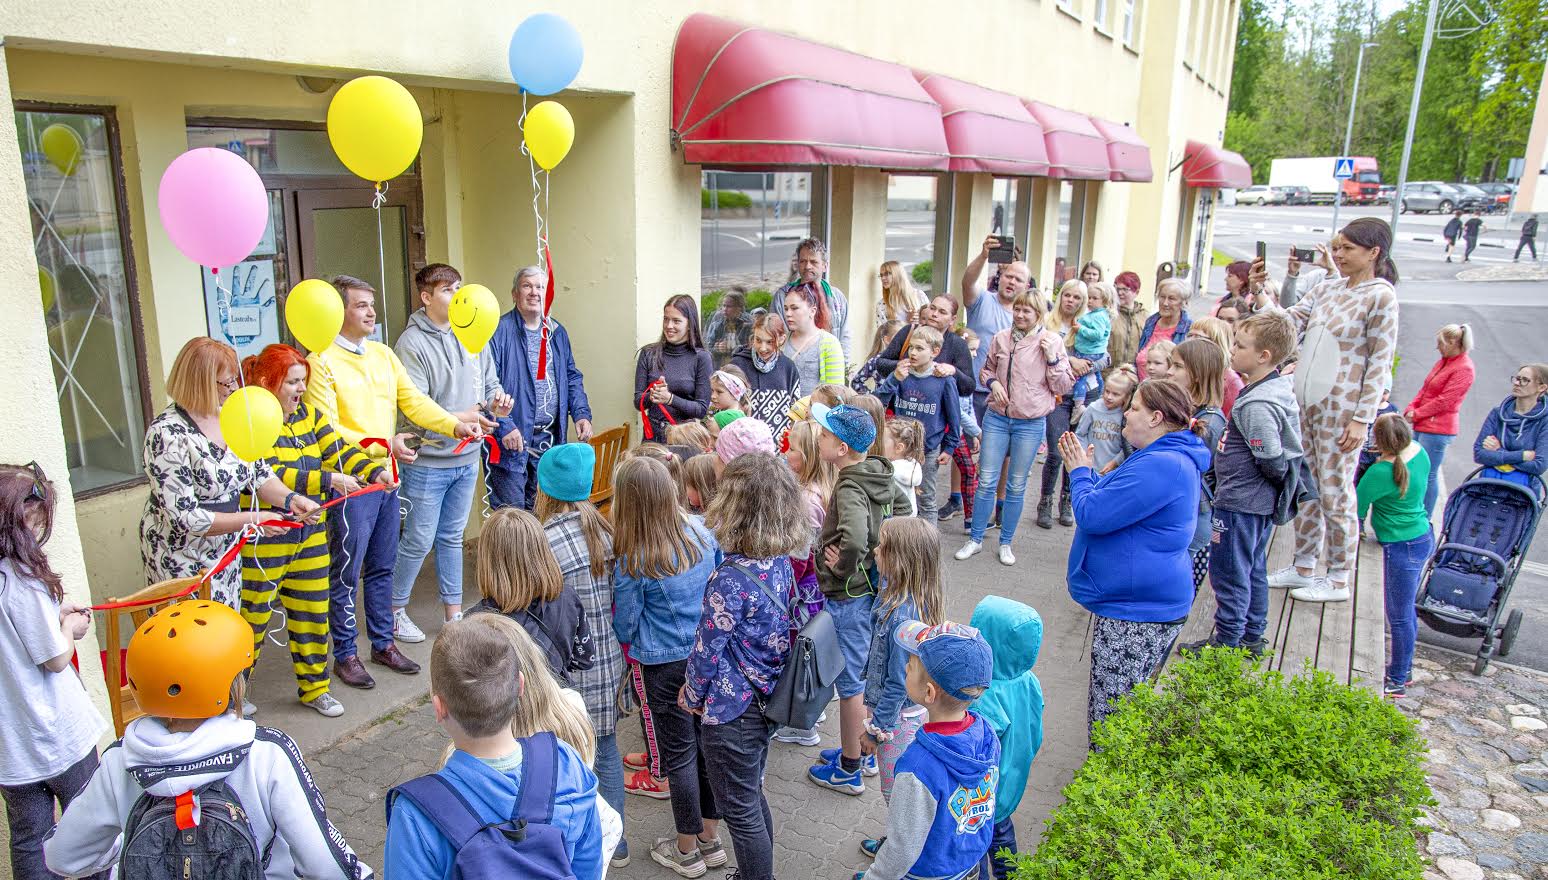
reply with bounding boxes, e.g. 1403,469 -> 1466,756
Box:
1268,156 -> 1381,205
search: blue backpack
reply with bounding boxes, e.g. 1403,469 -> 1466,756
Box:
387,732 -> 575,880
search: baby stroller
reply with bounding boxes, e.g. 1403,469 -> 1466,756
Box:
1416,468 -> 1546,674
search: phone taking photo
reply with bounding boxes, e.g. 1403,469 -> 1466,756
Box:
988,235 -> 1016,264
1256,240 -> 1268,264
1293,247 -> 1317,263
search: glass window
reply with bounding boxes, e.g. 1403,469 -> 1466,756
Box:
700,170 -> 811,367
1054,180 -> 1075,285
187,125 -> 354,177
1093,0 -> 1109,29
1122,0 -> 1139,43
18,108 -> 147,495
886,174 -> 937,298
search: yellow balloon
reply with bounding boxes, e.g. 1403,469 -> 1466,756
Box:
40,123 -> 83,176
523,101 -> 574,171
38,268 -> 56,313
448,284 -> 500,355
326,76 -> 423,182
284,279 -> 345,353
218,386 -> 283,463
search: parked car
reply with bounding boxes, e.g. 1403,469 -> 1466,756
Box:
1399,182 -> 1464,214
1274,185 -> 1312,205
1450,183 -> 1494,213
1238,185 -> 1282,206
1374,185 -> 1396,205
1474,182 -> 1516,213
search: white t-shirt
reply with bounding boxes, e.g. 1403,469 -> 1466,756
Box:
0,559 -> 107,785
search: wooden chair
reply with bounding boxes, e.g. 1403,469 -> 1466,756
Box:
102,576 -> 210,736
588,424 -> 631,517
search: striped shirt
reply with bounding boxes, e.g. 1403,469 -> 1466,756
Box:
241,402 -> 384,513
782,330 -> 846,394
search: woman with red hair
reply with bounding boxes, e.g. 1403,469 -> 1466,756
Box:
1107,271 -> 1149,371
238,343 -> 389,718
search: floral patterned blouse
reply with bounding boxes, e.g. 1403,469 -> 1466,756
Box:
683,554 -> 793,725
140,405 -> 273,607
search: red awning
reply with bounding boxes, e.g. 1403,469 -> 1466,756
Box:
913,73 -> 1049,176
671,14 -> 949,170
1089,118 -> 1153,183
1181,140 -> 1253,189
1023,101 -> 1110,180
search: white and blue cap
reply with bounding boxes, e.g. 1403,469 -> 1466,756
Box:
894,620 -> 993,702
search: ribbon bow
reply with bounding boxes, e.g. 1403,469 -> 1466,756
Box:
453,433 -> 501,465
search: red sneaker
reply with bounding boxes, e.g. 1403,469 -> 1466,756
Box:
623,752 -> 649,771
625,768 -> 671,799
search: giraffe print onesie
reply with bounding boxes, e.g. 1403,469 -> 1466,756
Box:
1283,275 -> 1399,585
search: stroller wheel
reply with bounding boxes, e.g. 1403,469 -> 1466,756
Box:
1499,609 -> 1524,658
1473,654 -> 1491,676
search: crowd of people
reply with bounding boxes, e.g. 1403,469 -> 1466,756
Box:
4,220 -> 1546,880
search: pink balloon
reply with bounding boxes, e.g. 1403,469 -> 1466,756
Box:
157,148 -> 268,269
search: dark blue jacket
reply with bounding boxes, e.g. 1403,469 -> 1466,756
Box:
489,311 -> 592,468
1066,430 -> 1211,623
1474,396 -> 1548,478
1134,311 -> 1194,369
881,371 -> 961,453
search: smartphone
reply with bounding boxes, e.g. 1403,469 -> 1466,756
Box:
1293,247 -> 1317,263
1255,240 -> 1268,264
988,235 -> 1016,264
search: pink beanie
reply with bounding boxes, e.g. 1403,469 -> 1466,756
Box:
715,417 -> 775,464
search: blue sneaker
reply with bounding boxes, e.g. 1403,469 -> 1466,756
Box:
808,756 -> 865,795
818,747 -> 878,777
860,837 -> 885,858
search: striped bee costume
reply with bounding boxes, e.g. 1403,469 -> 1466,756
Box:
240,402 -> 384,704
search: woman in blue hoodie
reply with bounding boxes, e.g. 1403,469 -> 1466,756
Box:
1058,379 -> 1211,735
1473,363 -> 1548,488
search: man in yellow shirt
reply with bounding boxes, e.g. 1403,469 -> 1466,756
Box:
304,275 -> 481,690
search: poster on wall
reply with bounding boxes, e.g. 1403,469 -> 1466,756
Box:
204,260 -> 278,361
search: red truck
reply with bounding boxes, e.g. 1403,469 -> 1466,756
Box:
1267,156 -> 1381,205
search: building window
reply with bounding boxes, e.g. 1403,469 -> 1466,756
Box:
1056,0 -> 1078,17
1093,0 -> 1109,30
1122,0 -> 1139,44
16,106 -> 148,496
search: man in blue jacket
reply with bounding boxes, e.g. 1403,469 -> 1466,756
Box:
487,266 -> 594,509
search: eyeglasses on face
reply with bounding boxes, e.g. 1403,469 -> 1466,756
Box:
217,376 -> 240,392
1512,375 -> 1535,386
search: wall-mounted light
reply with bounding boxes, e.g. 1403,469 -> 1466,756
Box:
295,76 -> 336,95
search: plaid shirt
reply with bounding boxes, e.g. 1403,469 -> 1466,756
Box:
545,511 -> 624,735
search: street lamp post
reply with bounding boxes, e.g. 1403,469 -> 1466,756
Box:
1390,0 -> 1439,241
1331,41 -> 1378,238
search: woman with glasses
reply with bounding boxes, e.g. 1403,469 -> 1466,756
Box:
1473,363 -> 1548,488
140,338 -> 319,608
1107,271 -> 1148,371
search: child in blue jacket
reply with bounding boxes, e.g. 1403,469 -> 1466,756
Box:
879,325 -> 961,521
970,596 -> 1045,880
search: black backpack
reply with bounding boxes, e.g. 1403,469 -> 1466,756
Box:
119,776 -> 263,880
731,558 -> 844,729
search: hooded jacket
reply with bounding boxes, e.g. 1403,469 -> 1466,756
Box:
979,326 -> 1076,420
970,596 -> 1044,821
394,308 -> 505,466
1474,396 -> 1548,478
891,458 -> 923,516
865,713 -> 1001,880
1214,371 -> 1304,515
44,713 -> 371,879
817,456 -> 913,600
1067,430 -> 1211,622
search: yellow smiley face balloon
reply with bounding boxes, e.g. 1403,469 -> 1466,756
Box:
448,283 -> 499,355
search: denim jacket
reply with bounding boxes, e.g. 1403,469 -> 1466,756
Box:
611,519 -> 720,666
863,595 -> 920,732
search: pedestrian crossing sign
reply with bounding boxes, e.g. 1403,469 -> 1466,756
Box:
1333,158 -> 1355,179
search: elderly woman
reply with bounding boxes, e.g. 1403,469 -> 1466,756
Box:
1473,363 -> 1548,487
140,338 -> 319,608
1059,379 -> 1210,734
1134,279 -> 1193,380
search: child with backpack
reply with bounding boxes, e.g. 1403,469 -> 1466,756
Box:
385,614 -> 615,879
0,462 -> 107,879
968,596 -> 1045,880
46,599 -> 371,879
1359,414 -> 1434,699
1169,339 -> 1228,590
856,621 -> 1000,880
610,456 -> 728,873
681,453 -> 809,880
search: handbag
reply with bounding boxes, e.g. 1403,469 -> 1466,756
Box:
728,559 -> 845,729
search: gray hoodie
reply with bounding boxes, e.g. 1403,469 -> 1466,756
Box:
394,309 -> 505,467
1213,371 -> 1304,516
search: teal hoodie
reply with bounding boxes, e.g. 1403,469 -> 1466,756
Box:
970,596 -> 1044,821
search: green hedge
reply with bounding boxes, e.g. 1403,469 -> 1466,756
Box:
1009,649 -> 1429,880
911,260 -> 933,286
702,188 -> 753,209
701,289 -> 774,317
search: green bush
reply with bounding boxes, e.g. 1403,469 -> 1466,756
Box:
911,260 -> 933,286
700,288 -> 774,318
701,188 -> 753,210
1009,649 -> 1430,880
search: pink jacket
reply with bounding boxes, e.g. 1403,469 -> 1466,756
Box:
980,326 -> 1076,420
1406,353 -> 1476,436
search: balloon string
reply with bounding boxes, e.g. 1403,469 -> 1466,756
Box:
521,91 -> 545,268
374,181 -> 391,346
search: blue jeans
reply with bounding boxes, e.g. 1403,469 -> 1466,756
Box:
594,733 -> 625,850
1414,431 -> 1453,517
391,462 -> 477,609
981,816 -> 1018,880
1383,530 -> 1434,688
828,593 -> 875,699
2,749 -> 103,880
1206,508 -> 1274,645
486,451 -> 537,511
328,487 -> 398,660
970,411 -> 1047,545
700,709 -> 776,880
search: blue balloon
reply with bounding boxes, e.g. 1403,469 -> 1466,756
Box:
508,14 -> 583,96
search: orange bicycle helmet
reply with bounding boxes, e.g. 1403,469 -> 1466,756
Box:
126,600 -> 253,719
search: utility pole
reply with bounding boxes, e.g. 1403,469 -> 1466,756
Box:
1331,41 -> 1377,238
1390,0 -> 1438,242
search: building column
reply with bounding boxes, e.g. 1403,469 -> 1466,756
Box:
943,172 -> 993,299
1028,179 -> 1060,289
828,166 -> 887,360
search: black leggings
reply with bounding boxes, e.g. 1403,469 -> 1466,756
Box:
1039,397 -> 1078,502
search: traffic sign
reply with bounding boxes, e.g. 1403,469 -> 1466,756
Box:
1333,157 -> 1355,179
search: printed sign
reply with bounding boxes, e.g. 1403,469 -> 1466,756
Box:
1333,158 -> 1355,180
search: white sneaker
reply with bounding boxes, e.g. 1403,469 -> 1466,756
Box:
998,545 -> 1016,566
241,699 -> 257,717
955,540 -> 983,561
1267,566 -> 1315,590
772,726 -> 821,746
1289,579 -> 1350,603
307,693 -> 345,717
393,608 -> 426,643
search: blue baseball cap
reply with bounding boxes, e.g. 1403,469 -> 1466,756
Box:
811,402 -> 876,453
894,621 -> 993,702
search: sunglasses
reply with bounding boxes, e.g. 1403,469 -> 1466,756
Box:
22,461 -> 45,503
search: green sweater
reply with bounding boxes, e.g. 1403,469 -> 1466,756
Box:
1356,444 -> 1432,543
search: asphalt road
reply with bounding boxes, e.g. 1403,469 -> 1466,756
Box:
700,210 -> 939,287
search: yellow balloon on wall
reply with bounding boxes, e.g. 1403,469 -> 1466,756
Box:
40,123 -> 83,176
448,284 -> 500,355
326,76 -> 424,182
284,279 -> 345,353
219,387 -> 283,463
523,101 -> 574,171
38,268 -> 56,313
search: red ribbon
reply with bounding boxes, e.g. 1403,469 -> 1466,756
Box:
453,433 -> 501,465
175,791 -> 197,830
536,242 -> 557,380
361,437 -> 398,482
638,379 -> 678,441
87,517 -> 300,612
